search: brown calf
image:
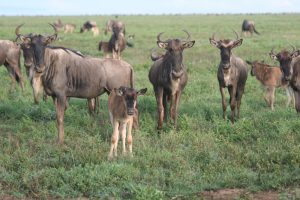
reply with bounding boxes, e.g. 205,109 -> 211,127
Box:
246,61 -> 294,110
64,23 -> 76,34
108,86 -> 147,160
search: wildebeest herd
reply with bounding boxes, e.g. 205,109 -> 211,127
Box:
1,18 -> 299,160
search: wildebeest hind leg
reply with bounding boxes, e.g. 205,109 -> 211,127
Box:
293,90 -> 300,113
163,93 -> 168,122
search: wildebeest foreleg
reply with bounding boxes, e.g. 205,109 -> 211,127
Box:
155,88 -> 164,130
293,90 -> 300,113
108,121 -> 119,160
228,86 -> 237,123
127,118 -> 133,157
269,87 -> 275,110
219,87 -> 227,119
286,86 -> 295,107
170,91 -> 181,128
120,122 -> 127,155
236,87 -> 245,118
55,96 -> 67,144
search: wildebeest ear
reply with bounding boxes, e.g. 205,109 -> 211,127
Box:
231,39 -> 243,49
137,88 -> 147,96
114,88 -> 123,96
246,60 -> 252,65
269,53 -> 278,61
291,50 -> 300,58
182,40 -> 195,49
157,41 -> 168,49
46,34 -> 57,44
209,38 -> 220,48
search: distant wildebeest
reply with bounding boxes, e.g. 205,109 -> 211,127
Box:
98,35 -> 133,59
80,20 -> 99,36
149,30 -> 195,130
64,23 -> 76,34
53,19 -> 64,31
209,32 -> 248,123
108,25 -> 127,59
242,19 -> 259,36
246,60 -> 294,110
0,40 -> 24,91
104,19 -> 125,35
108,86 -> 147,160
16,24 -> 135,144
269,47 -> 300,112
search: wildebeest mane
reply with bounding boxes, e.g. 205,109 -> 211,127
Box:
46,45 -> 84,57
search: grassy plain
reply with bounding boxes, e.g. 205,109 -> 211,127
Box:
0,14 -> 300,199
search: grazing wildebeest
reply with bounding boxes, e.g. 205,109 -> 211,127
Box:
64,23 -> 76,34
149,31 -> 195,130
16,24 -> 135,144
269,47 -> 300,112
108,86 -> 147,160
80,21 -> 98,34
53,19 -> 64,31
242,19 -> 259,36
104,19 -> 125,35
209,32 -> 248,123
246,60 -> 294,110
98,35 -> 133,59
0,40 -> 24,90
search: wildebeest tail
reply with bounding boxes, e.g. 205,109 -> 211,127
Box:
126,41 -> 134,47
254,27 -> 260,35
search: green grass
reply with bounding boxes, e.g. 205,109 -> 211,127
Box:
0,14 -> 300,199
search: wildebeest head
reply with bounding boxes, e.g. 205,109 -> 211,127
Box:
209,32 -> 243,69
157,30 -> 195,76
269,47 -> 299,81
115,86 -> 147,115
15,24 -> 57,73
246,60 -> 260,76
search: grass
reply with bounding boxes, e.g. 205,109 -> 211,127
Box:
0,14 -> 300,199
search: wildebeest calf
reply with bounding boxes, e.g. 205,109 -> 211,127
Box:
0,40 -> 24,90
64,23 -> 76,34
209,32 -> 248,123
246,60 -> 294,110
108,86 -> 147,160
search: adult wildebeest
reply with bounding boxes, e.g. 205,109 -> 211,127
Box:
246,60 -> 294,110
104,19 -> 125,35
16,24 -> 135,144
149,31 -> 195,130
0,40 -> 24,91
80,20 -> 98,36
108,86 -> 147,160
53,19 -> 64,31
108,25 -> 127,59
98,36 -> 133,59
270,47 -> 300,112
209,32 -> 248,123
64,23 -> 76,34
242,19 -> 259,36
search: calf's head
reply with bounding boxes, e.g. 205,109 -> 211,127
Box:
157,30 -> 195,76
269,47 -> 299,81
115,87 -> 147,115
209,32 -> 243,69
15,24 -> 57,73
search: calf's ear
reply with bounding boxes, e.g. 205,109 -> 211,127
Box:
114,88 -> 123,96
137,88 -> 147,96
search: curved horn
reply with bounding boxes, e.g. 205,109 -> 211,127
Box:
15,23 -> 24,37
233,29 -> 239,40
48,23 -> 58,36
270,47 -> 275,55
182,29 -> 191,40
290,44 -> 296,53
157,32 -> 166,43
